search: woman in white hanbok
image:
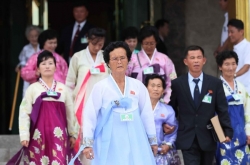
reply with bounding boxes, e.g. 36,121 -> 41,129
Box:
72,41 -> 158,165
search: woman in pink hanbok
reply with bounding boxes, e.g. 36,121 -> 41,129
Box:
7,51 -> 80,165
21,29 -> 68,84
126,26 -> 177,104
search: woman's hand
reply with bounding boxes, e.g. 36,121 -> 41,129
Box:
83,147 -> 94,159
151,145 -> 158,156
21,140 -> 29,147
160,144 -> 170,155
69,137 -> 76,148
247,136 -> 250,144
15,65 -> 21,72
163,124 -> 175,134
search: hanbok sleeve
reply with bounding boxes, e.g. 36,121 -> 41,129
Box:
82,84 -> 103,147
125,54 -> 136,76
163,57 -> 177,104
65,55 -> 78,91
19,85 -> 33,142
57,55 -> 68,84
138,83 -> 157,145
243,89 -> 250,136
21,55 -> 38,83
18,47 -> 26,67
64,86 -> 78,139
163,106 -> 178,145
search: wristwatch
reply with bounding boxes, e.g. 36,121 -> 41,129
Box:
234,73 -> 237,78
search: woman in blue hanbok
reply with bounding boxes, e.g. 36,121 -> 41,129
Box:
77,41 -> 158,165
215,50 -> 250,165
145,74 -> 181,165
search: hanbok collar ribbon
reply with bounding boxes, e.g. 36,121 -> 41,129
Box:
220,77 -> 239,102
69,97 -> 132,165
7,92 -> 61,165
74,64 -> 105,152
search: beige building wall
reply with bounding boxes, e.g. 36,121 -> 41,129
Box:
185,0 -> 224,77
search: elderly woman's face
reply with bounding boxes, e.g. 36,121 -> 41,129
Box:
219,58 -> 237,78
43,38 -> 57,52
147,78 -> 164,100
27,30 -> 39,46
141,35 -> 156,57
108,47 -> 128,74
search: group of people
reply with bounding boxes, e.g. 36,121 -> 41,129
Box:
8,1 -> 250,165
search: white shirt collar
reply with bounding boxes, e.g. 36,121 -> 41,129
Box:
188,72 -> 203,83
74,20 -> 86,30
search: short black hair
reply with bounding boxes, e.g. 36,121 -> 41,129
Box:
38,29 -> 57,49
103,41 -> 132,65
154,19 -> 169,30
138,26 -> 159,43
227,19 -> 244,30
145,74 -> 166,90
37,50 -> 56,68
122,26 -> 139,40
87,27 -> 106,44
184,45 -> 204,58
216,50 -> 238,67
72,1 -> 89,11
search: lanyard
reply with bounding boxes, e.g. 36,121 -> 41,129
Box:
39,78 -> 57,91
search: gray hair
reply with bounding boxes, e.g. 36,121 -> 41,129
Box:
25,25 -> 41,38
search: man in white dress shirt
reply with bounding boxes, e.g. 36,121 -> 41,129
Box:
214,0 -> 229,57
228,18 -> 250,95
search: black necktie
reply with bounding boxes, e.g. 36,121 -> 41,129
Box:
193,79 -> 200,107
69,24 -> 81,57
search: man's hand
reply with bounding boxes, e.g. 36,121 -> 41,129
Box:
223,136 -> 231,143
163,124 -> 175,134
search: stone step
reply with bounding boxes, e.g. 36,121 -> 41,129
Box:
0,135 -> 20,148
0,135 -> 22,163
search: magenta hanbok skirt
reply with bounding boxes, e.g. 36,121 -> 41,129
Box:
7,92 -> 81,165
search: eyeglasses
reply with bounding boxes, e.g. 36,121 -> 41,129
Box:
142,42 -> 156,46
110,56 -> 127,62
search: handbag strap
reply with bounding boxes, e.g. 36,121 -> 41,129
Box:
136,53 -> 142,68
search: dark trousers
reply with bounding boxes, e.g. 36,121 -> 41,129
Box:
182,137 -> 215,165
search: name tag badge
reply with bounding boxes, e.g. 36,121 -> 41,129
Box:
90,68 -> 100,74
232,94 -> 240,101
47,91 -> 58,96
143,67 -> 154,75
202,95 -> 212,103
81,37 -> 88,44
120,113 -> 133,122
